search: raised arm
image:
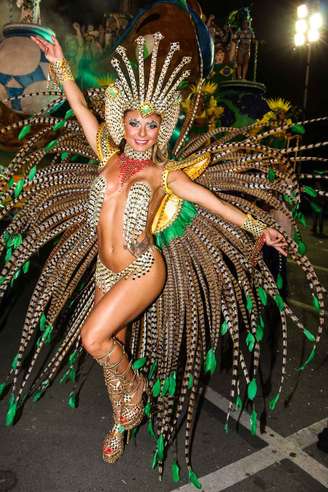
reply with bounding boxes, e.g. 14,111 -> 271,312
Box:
31,35 -> 99,155
166,169 -> 288,256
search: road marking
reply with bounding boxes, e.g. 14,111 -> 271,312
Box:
172,388 -> 328,491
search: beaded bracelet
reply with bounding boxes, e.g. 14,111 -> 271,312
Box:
242,213 -> 268,266
48,58 -> 74,87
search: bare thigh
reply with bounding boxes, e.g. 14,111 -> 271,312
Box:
81,252 -> 166,356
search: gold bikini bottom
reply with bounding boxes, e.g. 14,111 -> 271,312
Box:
95,248 -> 155,293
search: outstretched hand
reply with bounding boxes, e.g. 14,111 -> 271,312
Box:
263,228 -> 288,256
30,35 -> 64,64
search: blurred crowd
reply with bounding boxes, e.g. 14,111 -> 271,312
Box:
206,13 -> 256,80
63,14 -> 131,62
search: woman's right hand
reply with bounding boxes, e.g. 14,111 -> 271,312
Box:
30,35 -> 64,64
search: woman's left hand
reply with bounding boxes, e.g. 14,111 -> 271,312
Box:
263,228 -> 288,256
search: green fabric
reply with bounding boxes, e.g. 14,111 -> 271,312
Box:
154,200 -> 197,249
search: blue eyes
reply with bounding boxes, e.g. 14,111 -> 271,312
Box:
128,120 -> 158,129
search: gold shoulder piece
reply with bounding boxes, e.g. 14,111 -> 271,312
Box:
152,152 -> 211,234
166,152 -> 211,180
96,123 -> 119,169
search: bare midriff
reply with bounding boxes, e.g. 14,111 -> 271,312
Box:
95,155 -> 164,273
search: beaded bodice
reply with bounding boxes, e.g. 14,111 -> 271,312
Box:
88,177 -> 153,255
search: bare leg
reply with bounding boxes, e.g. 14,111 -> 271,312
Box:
95,286 -> 127,345
81,253 -> 166,462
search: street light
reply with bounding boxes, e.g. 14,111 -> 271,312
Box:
293,3 -> 323,110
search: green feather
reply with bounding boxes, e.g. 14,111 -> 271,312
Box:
68,351 -> 78,366
157,434 -> 165,461
259,315 -> 264,328
267,167 -> 276,182
51,120 -> 66,132
246,295 -> 253,312
276,273 -> 283,290
221,319 -> 229,335
132,356 -> 147,370
303,328 -> 316,343
147,419 -> 156,439
247,378 -> 257,400
246,332 -> 255,352
0,276 -> 6,286
32,390 -> 43,402
274,294 -> 285,312
283,194 -> 294,205
59,369 -> 70,384
152,378 -> 161,398
257,287 -> 268,306
42,324 -> 53,344
171,461 -> 180,482
255,324 -> 264,342
11,354 -> 19,370
18,124 -> 31,140
312,295 -> 321,313
39,313 -> 47,331
67,392 -> 77,409
148,360 -> 158,380
151,449 -> 159,469
235,395 -> 243,410
187,374 -> 193,389
64,108 -> 74,120
12,234 -> 23,249
269,392 -> 280,410
250,409 -> 257,435
297,241 -> 307,255
144,401 -> 151,418
5,398 -> 17,426
22,261 -> 30,274
169,371 -> 177,396
188,469 -> 202,490
0,382 -> 8,399
302,185 -> 317,198
14,179 -> 25,198
68,367 -> 76,383
204,348 -> 217,375
60,151 -> 69,161
161,377 -> 170,396
298,346 -> 317,371
27,166 -> 37,181
45,139 -> 58,152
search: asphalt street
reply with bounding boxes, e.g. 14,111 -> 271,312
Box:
0,225 -> 327,492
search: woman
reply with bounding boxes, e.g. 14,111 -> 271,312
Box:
30,32 -> 287,464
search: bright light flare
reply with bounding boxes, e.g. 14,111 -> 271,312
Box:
294,32 -> 305,46
308,29 -> 320,42
309,12 -> 323,29
295,19 -> 307,33
297,4 -> 309,19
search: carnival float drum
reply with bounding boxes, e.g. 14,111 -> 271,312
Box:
0,23 -> 55,114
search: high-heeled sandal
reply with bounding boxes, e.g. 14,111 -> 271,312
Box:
102,423 -> 126,464
96,339 -> 130,463
119,371 -> 149,430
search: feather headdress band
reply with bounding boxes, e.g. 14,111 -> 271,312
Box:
105,32 -> 191,148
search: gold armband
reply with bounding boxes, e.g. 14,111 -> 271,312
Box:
162,169 -> 173,195
48,58 -> 74,87
241,213 -> 267,238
